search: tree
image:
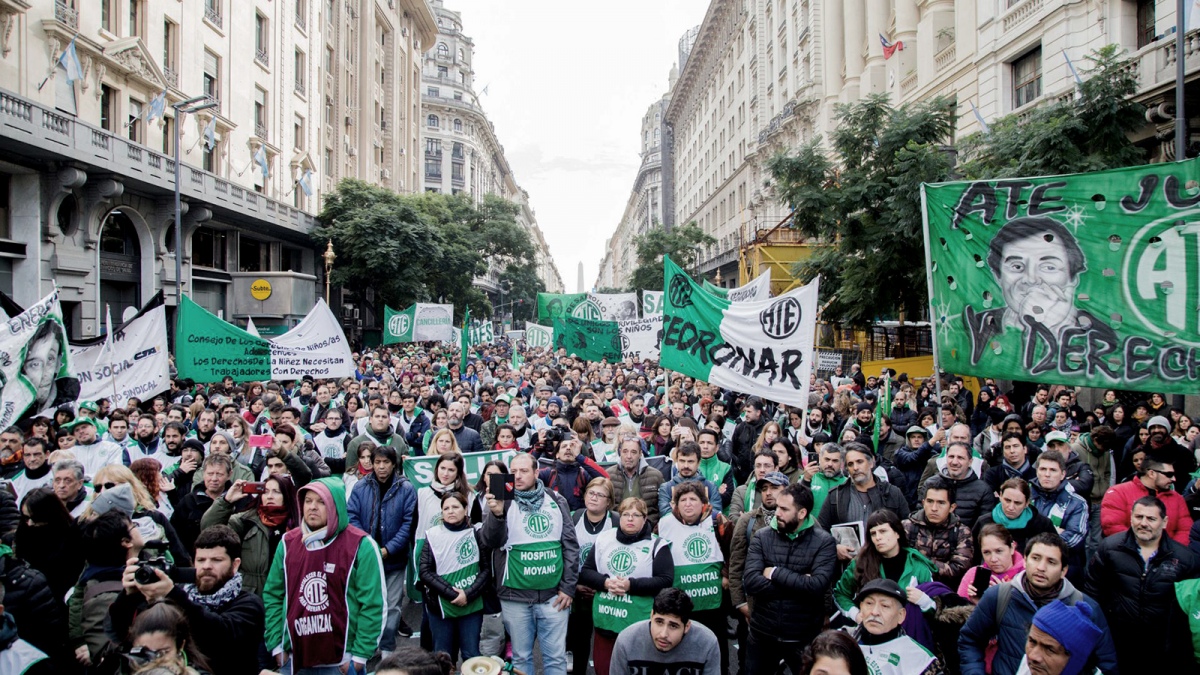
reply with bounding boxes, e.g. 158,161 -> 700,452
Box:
314,179 -> 444,318
628,223 -> 715,292
594,286 -> 628,294
500,263 -> 544,323
769,94 -> 957,325
959,46 -> 1145,179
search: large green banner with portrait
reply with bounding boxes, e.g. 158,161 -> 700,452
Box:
922,157 -> 1200,394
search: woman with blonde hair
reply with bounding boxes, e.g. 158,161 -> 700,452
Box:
427,428 -> 460,456
84,464 -> 192,565
751,421 -> 784,455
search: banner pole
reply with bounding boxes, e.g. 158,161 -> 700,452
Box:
919,184 -> 945,405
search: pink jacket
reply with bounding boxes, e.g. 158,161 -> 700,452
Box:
1101,479 -> 1192,545
956,552 -> 1026,601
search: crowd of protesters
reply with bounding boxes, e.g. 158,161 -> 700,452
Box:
1,339 -> 1199,675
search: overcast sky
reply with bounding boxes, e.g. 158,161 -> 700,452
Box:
450,1 -> 704,292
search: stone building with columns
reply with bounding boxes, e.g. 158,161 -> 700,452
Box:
0,0 -> 437,339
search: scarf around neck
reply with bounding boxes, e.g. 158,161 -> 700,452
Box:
182,572 -> 243,608
514,479 -> 547,513
992,503 -> 1033,529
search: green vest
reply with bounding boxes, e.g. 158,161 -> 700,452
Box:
502,497 -> 565,591
658,514 -> 723,611
591,530 -> 663,634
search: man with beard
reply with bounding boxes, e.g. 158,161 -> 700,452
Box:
108,525 -> 265,675
0,427 -> 24,480
456,394 -> 485,432
1101,453 -> 1192,545
447,402 -> 483,453
818,445 -> 910,561
187,408 -> 218,447
62,418 -> 121,480
130,414 -> 162,464
843,403 -> 877,450
302,383 -> 344,434
728,472 -> 786,671
396,391 -> 431,449
801,442 -> 847,517
10,437 -> 51,500
538,435 -> 608,511
731,399 -> 767,484
1133,416 -> 1195,493
1085,496 -> 1199,670
743,481 -> 837,674
921,442 -> 996,529
853,579 -> 940,675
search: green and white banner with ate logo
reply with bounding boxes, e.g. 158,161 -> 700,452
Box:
553,315 -> 623,361
922,157 -> 1200,393
661,256 -> 818,406
384,303 -> 455,343
537,292 -> 640,322
524,322 -> 554,348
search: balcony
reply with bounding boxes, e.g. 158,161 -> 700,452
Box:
204,4 -> 222,29
0,88 -> 318,238
294,79 -> 306,96
934,43 -> 956,73
54,0 -> 77,29
255,48 -> 269,68
254,123 -> 268,141
164,66 -> 179,89
1119,28 -> 1200,99
295,9 -> 307,31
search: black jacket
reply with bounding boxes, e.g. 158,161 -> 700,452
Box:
170,485 -> 218,554
0,487 -> 17,543
107,582 -> 265,675
0,550 -> 66,659
921,471 -> 996,529
1083,530 -> 1200,671
417,525 -> 492,619
817,481 -> 911,531
731,417 -> 767,483
743,521 -> 838,639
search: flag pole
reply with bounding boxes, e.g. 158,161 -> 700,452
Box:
919,184 -> 944,405
1177,0 -> 1188,162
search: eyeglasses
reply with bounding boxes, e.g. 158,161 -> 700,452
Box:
95,482 -> 119,493
586,490 -> 609,499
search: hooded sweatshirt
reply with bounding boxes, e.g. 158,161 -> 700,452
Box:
263,477 -> 386,670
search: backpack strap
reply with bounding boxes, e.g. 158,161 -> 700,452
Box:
994,582 -> 1014,626
84,580 -> 125,604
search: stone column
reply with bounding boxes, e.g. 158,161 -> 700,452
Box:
843,0 -> 866,101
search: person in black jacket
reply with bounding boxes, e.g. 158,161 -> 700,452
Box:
417,490 -> 491,661
731,400 -> 768,484
1083,495 -> 1200,671
13,486 -> 83,603
743,481 -> 838,675
107,525 -> 266,675
818,444 -> 910,563
0,541 -> 65,664
170,453 -> 233,553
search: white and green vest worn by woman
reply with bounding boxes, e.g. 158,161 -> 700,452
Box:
657,512 -> 724,611
589,529 -> 671,634
424,524 -> 484,617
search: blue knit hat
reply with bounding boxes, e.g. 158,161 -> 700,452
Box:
1031,600 -> 1103,675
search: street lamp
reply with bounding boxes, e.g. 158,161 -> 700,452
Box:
323,239 -> 336,303
173,95 -> 218,305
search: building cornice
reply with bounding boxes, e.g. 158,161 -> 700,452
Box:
403,0 -> 439,51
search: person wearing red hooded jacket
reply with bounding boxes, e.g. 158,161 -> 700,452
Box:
1101,451 -> 1191,546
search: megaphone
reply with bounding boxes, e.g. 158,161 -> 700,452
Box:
461,656 -> 504,675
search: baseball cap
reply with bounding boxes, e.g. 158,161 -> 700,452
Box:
758,472 -> 790,489
495,394 -> 512,405
79,400 -> 99,413
63,417 -> 97,432
1044,430 -> 1070,444
854,579 -> 907,607
905,425 -> 930,438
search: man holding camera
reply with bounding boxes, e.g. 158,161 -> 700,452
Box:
108,525 -> 264,675
538,432 -> 608,511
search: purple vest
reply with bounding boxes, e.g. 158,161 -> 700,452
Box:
283,525 -> 369,668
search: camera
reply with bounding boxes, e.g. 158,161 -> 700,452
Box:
544,426 -> 570,445
135,540 -> 175,585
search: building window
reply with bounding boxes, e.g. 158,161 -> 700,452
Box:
458,72 -> 465,84
452,142 -> 463,159
163,20 -> 178,86
294,115 -> 305,150
325,96 -> 334,125
425,158 -> 442,178
283,246 -> 304,273
203,50 -> 220,107
1137,0 -> 1156,49
453,118 -> 462,132
127,99 -> 142,143
325,46 -> 334,73
324,147 -> 332,174
204,0 -> 221,26
451,163 -> 464,181
458,47 -> 465,61
1012,47 -> 1042,108
203,138 -> 218,172
161,116 -> 173,154
128,0 -> 143,36
254,87 -> 268,139
192,227 -> 227,269
100,85 -> 115,131
295,49 -> 307,94
239,237 -> 270,272
100,0 -> 113,32
255,14 -> 269,65
427,114 -> 439,128
437,42 -> 449,58
428,87 -> 439,97
296,0 -> 307,28
438,66 -> 448,79
426,138 -> 441,155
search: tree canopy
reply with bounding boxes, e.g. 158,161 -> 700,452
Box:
628,223 -> 715,292
314,181 -> 543,322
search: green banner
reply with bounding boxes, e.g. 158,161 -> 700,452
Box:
538,292 -> 589,321
922,157 -> 1200,393
176,295 -> 272,381
553,315 -> 623,362
402,448 -> 516,489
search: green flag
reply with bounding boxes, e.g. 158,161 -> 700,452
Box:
459,307 -> 470,373
660,256 -> 819,407
552,315 -> 623,362
176,295 -> 272,381
384,303 -> 454,343
922,157 -> 1200,393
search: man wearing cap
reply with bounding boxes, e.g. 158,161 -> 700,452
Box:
480,394 -> 513,450
1072,425 -> 1119,560
1130,415 -> 1195,493
64,417 -> 121,480
896,426 -> 935,508
729,471 -> 788,621
1085,495 -> 1199,670
1042,431 -> 1094,497
843,402 -> 878,451
732,399 -> 767,484
76,400 -> 108,435
1016,600 -> 1104,675
592,416 -> 622,462
1101,451 -> 1191,545
853,579 -> 940,675
743,481 -> 837,674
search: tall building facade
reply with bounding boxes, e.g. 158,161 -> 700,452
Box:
419,0 -> 561,302
0,0 -> 360,336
